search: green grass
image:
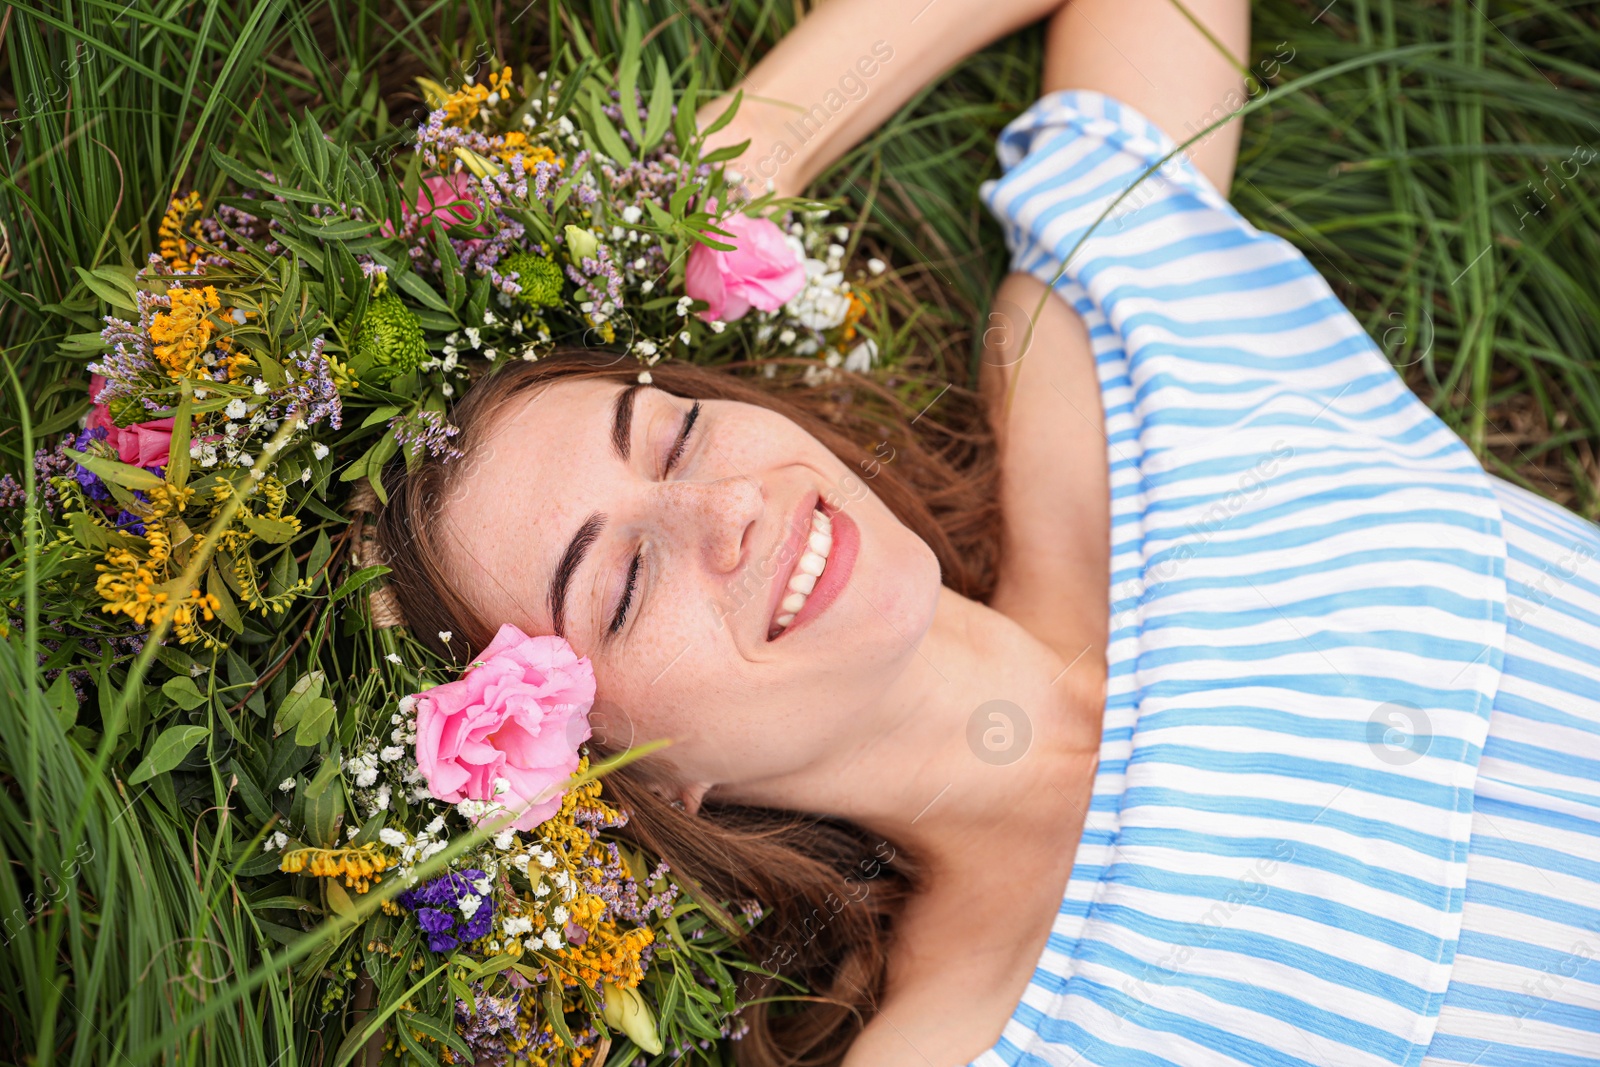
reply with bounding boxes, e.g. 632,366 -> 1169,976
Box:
0,1 -> 1596,1064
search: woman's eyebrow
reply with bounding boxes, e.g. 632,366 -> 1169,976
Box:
611,383 -> 644,462
548,512 -> 605,639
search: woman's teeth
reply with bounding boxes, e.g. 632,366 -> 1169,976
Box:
773,507 -> 832,634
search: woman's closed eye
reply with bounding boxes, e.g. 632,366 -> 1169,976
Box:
608,400 -> 703,637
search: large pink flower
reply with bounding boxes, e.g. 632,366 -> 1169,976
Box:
88,373 -> 175,469
684,209 -> 805,322
381,172 -> 484,238
412,623 -> 596,831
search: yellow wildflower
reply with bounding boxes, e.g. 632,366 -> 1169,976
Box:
280,843 -> 392,893
158,192 -> 204,273
148,285 -> 221,379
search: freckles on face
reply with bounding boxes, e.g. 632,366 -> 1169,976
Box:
437,374 -> 943,788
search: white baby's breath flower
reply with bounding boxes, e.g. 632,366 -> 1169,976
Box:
381,745 -> 405,762
483,348 -> 497,360
300,468 -> 311,484
493,828 -> 516,851
263,830 -> 289,852
679,331 -> 691,344
621,205 -> 642,224
441,382 -> 454,397
640,280 -> 654,293
386,653 -> 402,665
483,309 -> 497,325
225,398 -> 247,419
637,370 -> 652,384
777,328 -> 797,346
279,778 -> 297,792
379,827 -> 407,847
543,928 -> 563,949
311,442 -> 330,460
709,320 -> 726,333
464,326 -> 481,348
867,258 -> 887,275
457,893 -> 482,919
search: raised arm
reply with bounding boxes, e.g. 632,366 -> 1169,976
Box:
695,0 -> 1064,198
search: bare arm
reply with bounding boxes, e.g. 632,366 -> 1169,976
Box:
696,0 -> 1064,198
981,0 -> 1250,663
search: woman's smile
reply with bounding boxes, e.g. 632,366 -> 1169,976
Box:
767,500 -> 857,640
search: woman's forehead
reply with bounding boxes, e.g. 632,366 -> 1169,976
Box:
438,378 -> 627,620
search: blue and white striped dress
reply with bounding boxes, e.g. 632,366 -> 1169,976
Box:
972,90 -> 1600,1067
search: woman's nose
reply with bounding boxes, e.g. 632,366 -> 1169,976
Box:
661,476 -> 763,574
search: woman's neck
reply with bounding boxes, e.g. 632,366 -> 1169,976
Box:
738,586 -> 1106,887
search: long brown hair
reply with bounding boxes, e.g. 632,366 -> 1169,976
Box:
372,349 -> 1000,1064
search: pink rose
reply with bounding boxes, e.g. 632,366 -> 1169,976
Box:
88,373 -> 175,469
411,623 -> 596,831
381,172 -> 484,238
684,209 -> 805,322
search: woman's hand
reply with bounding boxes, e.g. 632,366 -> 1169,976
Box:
696,0 -> 1065,199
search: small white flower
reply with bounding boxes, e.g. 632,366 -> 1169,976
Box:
637,370 -> 652,384
543,928 -> 563,949
632,257 -> 647,270
355,767 -> 378,788
641,280 -> 654,293
438,630 -> 452,644
778,328 -> 796,345
464,326 -> 481,349
621,206 -> 642,224
679,331 -> 691,344
225,398 -> 248,419
279,778 -> 297,792
493,828 -> 516,851
385,652 -> 402,665
263,830 -> 289,852
373,784 -> 391,811
493,777 -> 511,797
193,388 -> 208,400
457,893 -> 482,919
483,348 -> 497,360
231,307 -> 247,324
611,225 -> 625,240
534,881 -> 551,897
483,309 -> 497,325
709,320 -> 726,333
867,258 -> 887,275
675,296 -> 692,316
844,339 -> 879,374
635,340 -> 657,357
300,468 -> 311,484
579,300 -> 595,313
378,827 -> 407,847
551,905 -> 570,924
486,91 -> 500,106
502,915 -> 533,937
311,442 -> 330,460
381,745 -> 405,762
425,814 -> 446,835
441,382 -> 454,398
398,694 -> 419,715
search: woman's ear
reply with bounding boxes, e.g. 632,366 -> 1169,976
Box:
677,781 -> 712,817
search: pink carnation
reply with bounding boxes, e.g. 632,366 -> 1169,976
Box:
88,373 -> 175,469
411,623 -> 595,831
380,172 -> 483,238
683,209 -> 805,323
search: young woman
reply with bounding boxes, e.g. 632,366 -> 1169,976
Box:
375,1 -> 1600,1064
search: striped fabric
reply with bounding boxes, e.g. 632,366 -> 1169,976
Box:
971,89 -> 1600,1067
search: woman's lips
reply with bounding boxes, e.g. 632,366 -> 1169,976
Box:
767,499 -> 857,641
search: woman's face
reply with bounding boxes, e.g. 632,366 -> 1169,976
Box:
437,376 -> 942,806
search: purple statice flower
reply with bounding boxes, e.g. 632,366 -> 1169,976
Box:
565,244 -> 624,325
0,439 -> 87,514
389,410 -> 463,462
397,868 -> 494,953
269,336 -> 342,431
90,288 -> 171,404
455,985 -> 522,1062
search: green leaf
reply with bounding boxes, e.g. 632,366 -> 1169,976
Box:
240,512 -> 298,544
161,675 -> 207,711
330,564 -> 391,603
401,1012 -> 469,1062
700,88 -> 742,139
310,217 -> 377,239
274,671 -> 326,735
208,565 -> 243,634
168,382 -> 193,489
638,56 -> 673,153
701,140 -> 751,165
73,266 -> 137,312
674,66 -> 702,150
616,6 -> 643,146
393,270 -> 451,313
128,725 -> 210,785
46,671 -> 78,730
543,984 -> 578,1051
584,89 -> 633,165
306,530 -> 333,593
62,448 -> 164,491
210,148 -> 272,192
302,756 -> 344,848
293,696 -> 337,747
